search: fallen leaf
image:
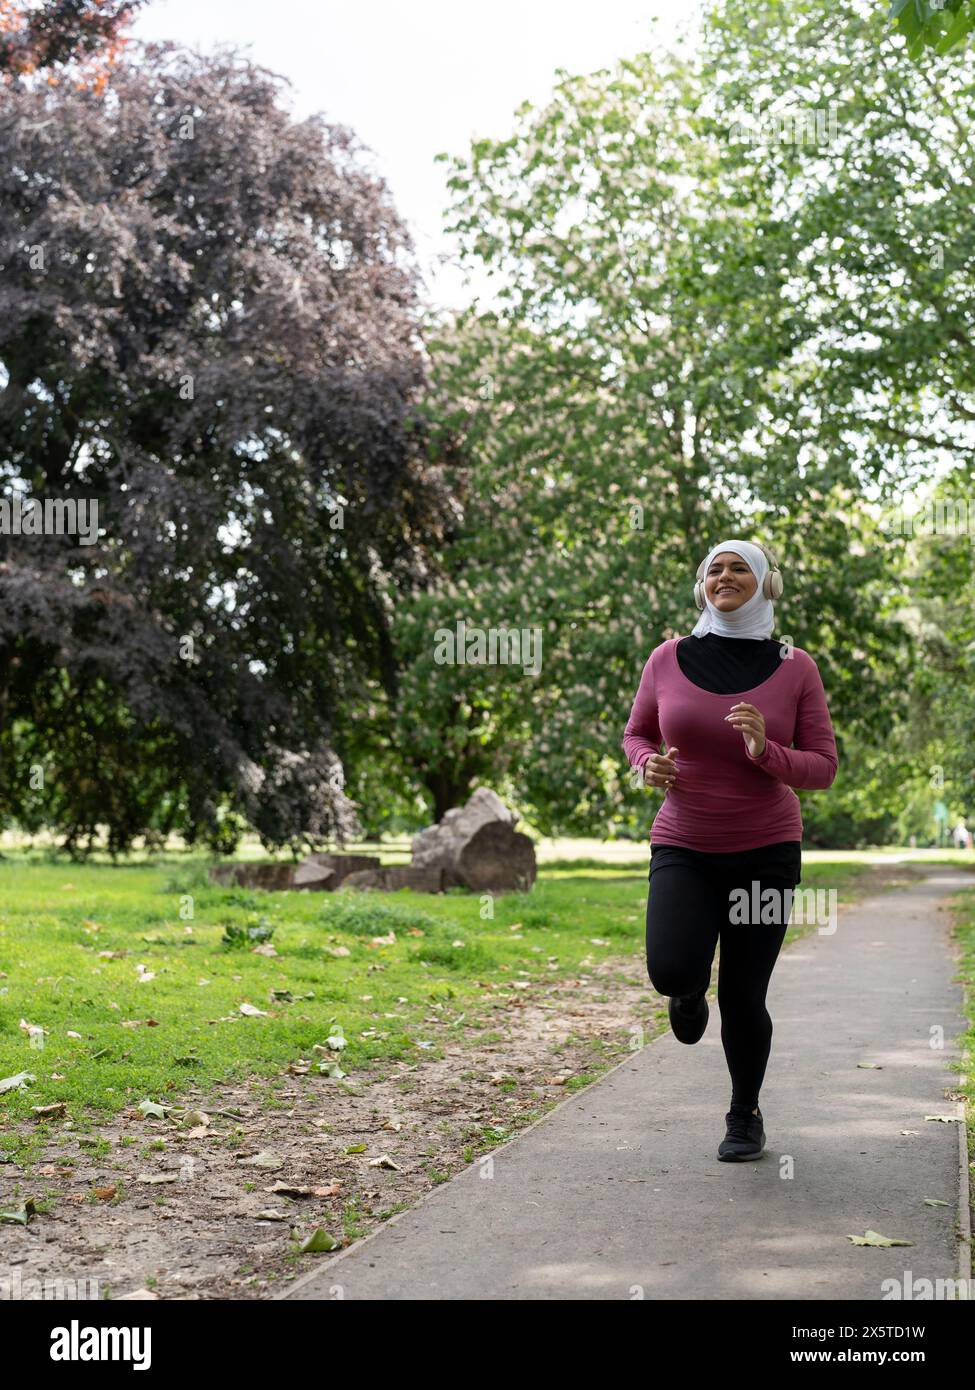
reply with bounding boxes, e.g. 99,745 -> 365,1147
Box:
0,1199 -> 37,1225
253,1209 -> 290,1222
137,1099 -> 169,1120
368,1154 -> 401,1171
239,1003 -> 268,1018
298,1227 -> 340,1253
94,1186 -> 116,1202
136,1173 -> 179,1185
317,1061 -> 346,1080
922,1198 -> 950,1207
251,944 -> 278,958
236,1151 -> 283,1171
269,1181 -> 341,1199
31,1102 -> 66,1120
0,1071 -> 35,1095
856,1062 -> 883,1069
847,1230 -> 913,1247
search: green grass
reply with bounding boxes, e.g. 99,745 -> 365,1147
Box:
0,852 -> 909,1128
945,888 -> 975,1276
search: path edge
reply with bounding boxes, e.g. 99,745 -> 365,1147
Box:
275,1008 -> 656,1299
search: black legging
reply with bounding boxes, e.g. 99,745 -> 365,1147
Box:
645,856 -> 792,1109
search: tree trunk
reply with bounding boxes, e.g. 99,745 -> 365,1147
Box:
424,769 -> 472,822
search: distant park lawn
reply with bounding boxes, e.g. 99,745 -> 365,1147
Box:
0,848 -> 967,1152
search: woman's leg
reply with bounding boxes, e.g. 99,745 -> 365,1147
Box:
645,860 -> 722,1001
715,875 -> 792,1109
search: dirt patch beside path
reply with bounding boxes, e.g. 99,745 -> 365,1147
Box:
0,953 -> 656,1300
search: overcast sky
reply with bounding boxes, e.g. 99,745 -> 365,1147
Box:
133,0 -> 705,310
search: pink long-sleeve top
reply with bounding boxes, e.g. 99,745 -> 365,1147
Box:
621,637 -> 838,852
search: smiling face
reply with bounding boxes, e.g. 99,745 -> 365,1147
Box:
705,551 -> 758,612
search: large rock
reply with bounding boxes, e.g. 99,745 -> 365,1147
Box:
411,787 -> 515,868
338,869 -> 384,891
292,862 -> 335,891
340,866 -> 446,893
208,862 -> 297,890
453,821 -> 536,893
410,788 -> 535,894
208,854 -> 376,892
304,853 -> 381,886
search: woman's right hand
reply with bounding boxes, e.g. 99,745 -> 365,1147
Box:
643,745 -> 679,789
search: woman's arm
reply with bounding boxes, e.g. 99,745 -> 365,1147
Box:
745,654 -> 838,790
622,650 -> 664,773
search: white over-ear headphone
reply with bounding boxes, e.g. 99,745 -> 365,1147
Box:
694,544 -> 783,611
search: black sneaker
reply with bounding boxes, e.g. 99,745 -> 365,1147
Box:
717,1103 -> 766,1161
667,990 -> 709,1044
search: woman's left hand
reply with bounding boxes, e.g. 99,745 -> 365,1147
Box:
725,702 -> 766,758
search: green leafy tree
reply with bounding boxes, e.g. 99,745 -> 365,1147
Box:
886,0 -> 975,60
698,0 -> 975,843
376,46 -> 913,837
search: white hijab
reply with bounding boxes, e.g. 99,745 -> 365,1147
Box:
691,539 -> 775,640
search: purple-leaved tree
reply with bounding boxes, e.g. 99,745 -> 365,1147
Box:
0,41 -> 457,855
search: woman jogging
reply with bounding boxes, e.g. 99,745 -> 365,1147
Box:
622,539 -> 838,1161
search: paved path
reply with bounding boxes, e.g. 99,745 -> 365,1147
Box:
283,867 -> 972,1301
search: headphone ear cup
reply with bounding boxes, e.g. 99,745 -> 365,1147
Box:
765,568 -> 783,601
694,560 -> 707,610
